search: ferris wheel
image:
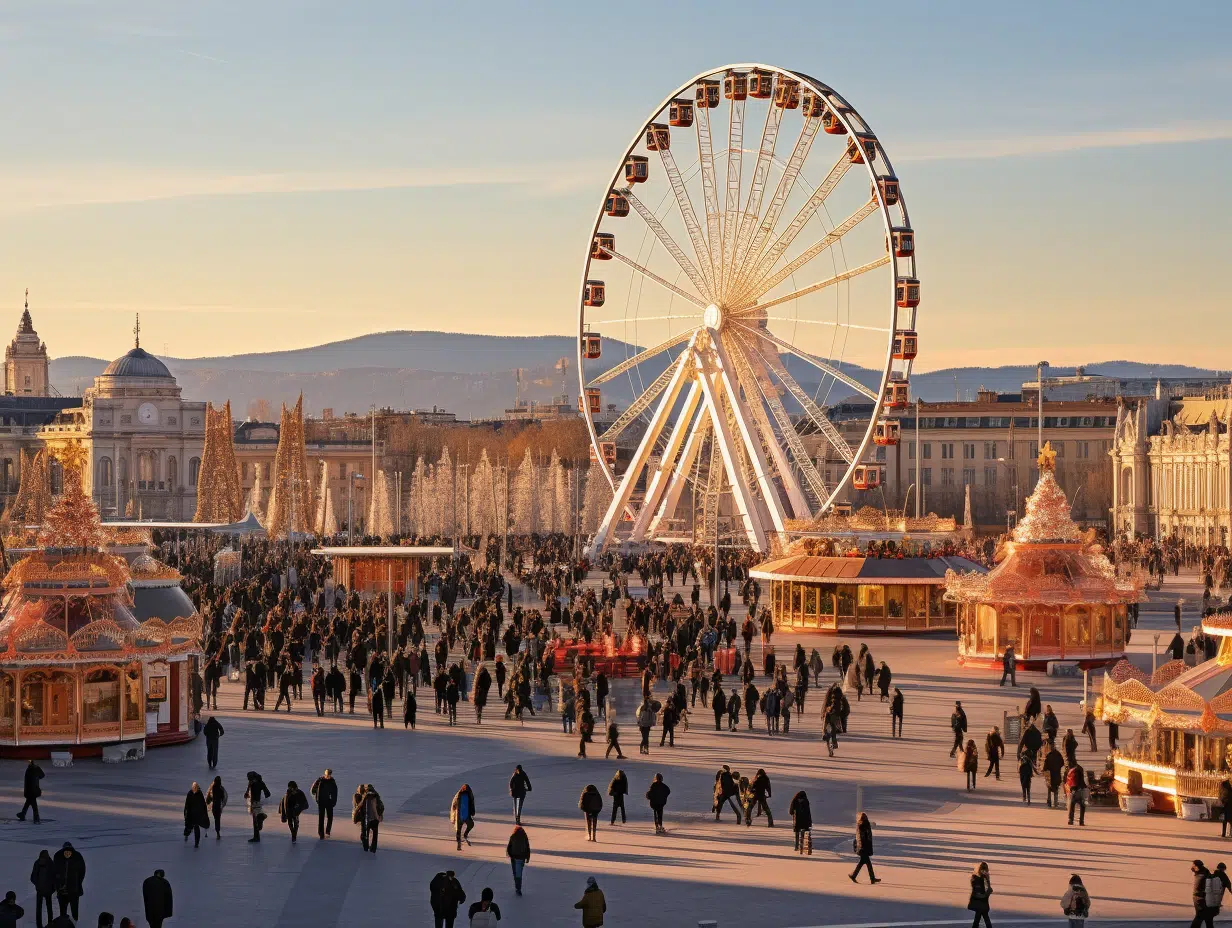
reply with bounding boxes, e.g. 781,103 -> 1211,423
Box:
579,64 -> 919,553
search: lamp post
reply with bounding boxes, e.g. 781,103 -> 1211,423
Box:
348,472 -> 364,545
914,397 -> 922,518
1036,360 -> 1049,467
995,458 -> 1020,531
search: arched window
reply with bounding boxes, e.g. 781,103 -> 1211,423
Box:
98,457 -> 113,488
48,459 -> 63,495
167,456 -> 178,490
189,457 -> 201,487
83,668 -> 120,725
0,671 -> 14,737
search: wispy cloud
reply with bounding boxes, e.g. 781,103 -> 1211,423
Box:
0,160 -> 605,214
899,121 -> 1232,162
178,48 -> 227,64
41,300 -> 319,316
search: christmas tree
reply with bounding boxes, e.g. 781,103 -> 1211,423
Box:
8,447 -> 50,526
511,448 -> 537,534
40,441 -> 106,549
194,401 -> 244,522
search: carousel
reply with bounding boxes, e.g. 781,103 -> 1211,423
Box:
945,444 -> 1143,670
0,442 -> 202,758
1101,612 -> 1232,814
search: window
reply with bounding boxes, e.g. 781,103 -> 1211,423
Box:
922,442 -> 932,460
875,447 -> 886,461
167,456 -> 177,489
984,467 -> 997,488
263,463 -> 271,480
908,467 -> 916,484
921,467 -> 932,487
1081,417 -> 1093,427
963,467 -> 975,486
965,417 -> 980,427
908,444 -> 914,460
984,441 -> 998,459
941,467 -> 954,487
1075,442 -> 1089,459
241,462 -> 249,481
963,443 -> 976,460
943,417 -> 958,428
1054,442 -> 1065,457
189,457 -> 201,487
941,443 -> 954,459
1029,443 -> 1039,460
337,461 -> 347,479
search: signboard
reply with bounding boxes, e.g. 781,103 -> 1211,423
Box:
147,676 -> 168,702
1003,710 -> 1023,745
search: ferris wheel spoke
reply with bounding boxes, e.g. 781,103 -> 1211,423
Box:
733,320 -> 879,402
736,115 -> 821,289
737,198 -> 879,304
657,149 -> 716,300
748,315 -> 889,333
600,245 -> 708,308
732,103 -> 785,280
739,331 -> 855,464
750,254 -> 891,313
620,187 -> 711,297
589,328 -> 697,387
744,152 -> 852,287
645,411 -> 709,539
630,380 -> 704,540
597,356 -> 686,441
694,103 -> 723,286
720,96 -> 746,300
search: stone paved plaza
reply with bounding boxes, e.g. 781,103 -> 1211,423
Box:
0,571 -> 1222,927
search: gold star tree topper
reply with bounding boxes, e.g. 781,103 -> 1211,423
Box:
1036,441 -> 1057,473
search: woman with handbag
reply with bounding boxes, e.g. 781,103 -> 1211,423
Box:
1060,873 -> 1090,928
967,862 -> 993,928
204,776 -> 227,839
849,812 -> 879,883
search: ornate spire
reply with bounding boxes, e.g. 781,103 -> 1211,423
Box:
19,288 -> 34,335
133,313 -> 141,349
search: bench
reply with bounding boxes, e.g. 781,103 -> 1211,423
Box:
50,751 -> 73,768
102,741 -> 145,763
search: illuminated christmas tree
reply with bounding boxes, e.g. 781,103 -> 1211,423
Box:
194,401 -> 244,523
40,440 -> 106,549
8,447 -> 50,527
265,395 -> 314,537
511,448 -> 536,534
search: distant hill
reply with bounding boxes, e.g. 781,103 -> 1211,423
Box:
49,332 -> 1223,419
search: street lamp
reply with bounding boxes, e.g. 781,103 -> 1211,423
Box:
995,458 -> 1020,531
1036,360 -> 1049,462
348,472 -> 365,545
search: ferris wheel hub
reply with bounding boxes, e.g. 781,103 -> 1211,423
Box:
703,303 -> 724,331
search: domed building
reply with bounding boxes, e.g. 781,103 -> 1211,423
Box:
38,320 -> 206,520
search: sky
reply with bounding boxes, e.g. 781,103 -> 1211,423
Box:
0,1 -> 1228,369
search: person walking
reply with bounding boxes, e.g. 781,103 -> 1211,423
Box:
451,783 -> 477,850
183,782 -> 209,848
508,765 -> 532,825
713,765 -> 741,822
604,720 -> 625,759
279,780 -> 310,843
0,891 -> 23,928
984,726 -> 1005,780
749,769 -> 773,827
1219,777 -> 1232,838
967,862 -> 993,928
574,876 -> 606,928
202,716 -> 224,770
849,813 -> 879,884
204,775 -> 226,839
18,759 -> 44,823
961,740 -> 979,791
1060,873 -> 1091,928
244,771 -> 271,843
467,887 -> 501,927
1000,644 -> 1016,686
890,687 -> 904,738
1191,860 -> 1213,928
311,769 -> 338,839
1018,750 -> 1035,804
636,699 -> 656,755
1081,708 -> 1098,753
505,826 -> 530,896
141,869 -> 173,928
1043,744 -> 1065,808
1065,761 -> 1088,826
354,783 -> 384,853
949,701 -> 968,758
52,842 -> 86,922
608,770 -> 628,825
430,870 -> 467,928
371,685 -> 385,729
788,790 -> 812,853
579,785 -> 603,842
646,773 -> 670,835
404,687 -> 418,729
30,849 -> 55,928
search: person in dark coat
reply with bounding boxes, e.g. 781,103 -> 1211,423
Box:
204,776 -> 227,839
279,780 -> 310,843
30,849 -> 56,928
849,813 -> 879,883
890,687 -> 904,738
429,869 -> 467,928
646,773 -> 670,835
371,685 -> 385,729
579,785 -> 603,842
967,862 -> 992,928
202,716 -> 224,770
52,842 -> 86,922
404,688 -> 418,729
0,891 -> 23,928
244,771 -> 271,842
508,765 -> 532,825
713,766 -> 740,821
451,784 -> 476,850
748,769 -> 773,827
18,759 -> 44,822
788,790 -> 812,852
607,770 -> 628,825
474,664 -> 491,723
505,826 -> 531,896
183,782 -> 210,848
141,869 -> 173,928
984,727 -> 1005,780
311,769 -> 338,839
1018,751 -> 1035,804
949,701 -> 968,758
1043,745 -> 1065,808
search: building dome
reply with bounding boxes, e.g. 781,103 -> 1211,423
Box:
103,347 -> 172,379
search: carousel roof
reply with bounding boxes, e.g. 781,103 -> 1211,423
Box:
751,554 -> 985,585
945,444 -> 1144,607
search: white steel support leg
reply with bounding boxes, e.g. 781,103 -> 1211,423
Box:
590,349 -> 694,552
694,346 -> 767,551
707,329 -> 791,538
631,381 -> 703,541
647,412 -> 710,539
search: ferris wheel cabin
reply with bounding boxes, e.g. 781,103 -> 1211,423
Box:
892,329 -> 919,361
801,89 -> 826,118
874,176 -> 900,206
874,418 -> 901,446
773,78 -> 800,109
645,123 -> 671,152
591,232 -> 615,260
584,280 -> 606,307
723,70 -> 748,101
625,155 -> 649,185
889,227 -> 914,258
605,193 -> 629,218
583,388 -> 602,416
847,133 -> 878,165
668,98 -> 694,127
821,108 -> 847,134
748,68 -> 774,99
695,80 -> 720,109
581,331 -> 602,360
852,464 -> 882,491
896,277 -> 921,309
884,375 -> 910,409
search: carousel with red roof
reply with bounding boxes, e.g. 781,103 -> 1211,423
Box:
0,441 -> 202,758
945,443 -> 1143,670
